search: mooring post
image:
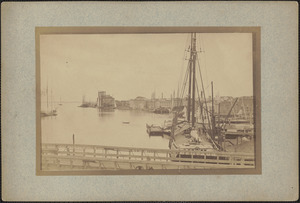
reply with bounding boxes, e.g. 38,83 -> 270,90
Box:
73,134 -> 75,156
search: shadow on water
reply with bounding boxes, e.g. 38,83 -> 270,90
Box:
97,108 -> 115,117
129,110 -> 149,116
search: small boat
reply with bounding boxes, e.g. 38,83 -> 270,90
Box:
153,107 -> 170,114
122,121 -> 130,124
146,124 -> 164,136
59,97 -> 63,105
41,110 -> 57,117
78,103 -> 90,108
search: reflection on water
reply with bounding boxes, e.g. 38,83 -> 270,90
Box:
41,103 -> 172,149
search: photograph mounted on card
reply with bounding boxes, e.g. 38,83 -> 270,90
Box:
36,27 -> 261,175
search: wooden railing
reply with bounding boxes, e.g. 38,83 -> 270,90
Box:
41,143 -> 255,170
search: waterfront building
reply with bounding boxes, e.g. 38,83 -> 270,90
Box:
116,100 -> 130,109
156,98 -> 172,109
218,96 -> 253,118
172,98 -> 188,107
146,98 -> 177,110
97,91 -> 115,108
129,96 -> 147,110
145,99 -> 156,110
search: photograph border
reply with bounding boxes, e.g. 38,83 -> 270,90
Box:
36,26 -> 261,176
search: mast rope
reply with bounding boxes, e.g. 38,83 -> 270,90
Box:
197,34 -> 209,91
177,35 -> 191,99
196,54 -> 212,132
178,61 -> 190,107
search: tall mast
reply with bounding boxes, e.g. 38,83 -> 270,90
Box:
187,34 -> 193,122
46,78 -> 49,111
211,81 -> 215,140
176,83 -> 179,106
218,102 -> 221,144
51,89 -> 53,111
191,33 -> 197,127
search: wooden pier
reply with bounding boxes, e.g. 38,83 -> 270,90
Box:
41,143 -> 255,171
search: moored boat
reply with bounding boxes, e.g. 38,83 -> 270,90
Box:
146,124 -> 164,136
168,33 -> 221,159
153,107 -> 170,114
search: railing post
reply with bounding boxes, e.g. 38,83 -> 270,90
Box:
192,151 -> 194,163
166,152 -> 168,162
94,147 -> 96,157
55,145 -> 59,156
129,150 -> 131,160
56,157 -> 60,168
141,150 -> 144,160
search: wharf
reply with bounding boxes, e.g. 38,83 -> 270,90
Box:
41,143 -> 255,171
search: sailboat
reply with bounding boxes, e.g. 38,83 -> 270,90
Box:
79,95 -> 89,108
41,83 -> 57,117
59,97 -> 63,106
169,33 -> 221,155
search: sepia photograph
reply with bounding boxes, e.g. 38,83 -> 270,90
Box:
36,27 -> 260,175
3,1 -> 298,201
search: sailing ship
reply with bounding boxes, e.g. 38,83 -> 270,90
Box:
59,97 -> 63,106
79,95 -> 97,108
41,84 -> 57,117
169,33 -> 222,155
153,107 -> 170,114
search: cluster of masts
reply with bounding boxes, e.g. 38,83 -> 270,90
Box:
176,33 -> 211,127
41,80 -> 62,117
172,33 -> 222,150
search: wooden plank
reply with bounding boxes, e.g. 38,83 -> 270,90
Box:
42,143 -> 255,168
43,154 -> 254,167
42,143 -> 254,156
43,149 -> 254,163
43,158 -> 254,170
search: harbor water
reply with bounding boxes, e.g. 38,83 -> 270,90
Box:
41,103 -> 171,149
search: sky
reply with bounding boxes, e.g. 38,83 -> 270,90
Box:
40,33 -> 253,102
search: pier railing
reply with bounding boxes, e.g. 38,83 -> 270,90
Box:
41,143 -> 255,170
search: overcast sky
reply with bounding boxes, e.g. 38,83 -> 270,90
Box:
40,33 -> 253,102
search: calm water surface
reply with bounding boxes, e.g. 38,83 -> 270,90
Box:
41,103 -> 171,149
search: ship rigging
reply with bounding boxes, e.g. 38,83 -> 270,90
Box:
169,33 -> 223,152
